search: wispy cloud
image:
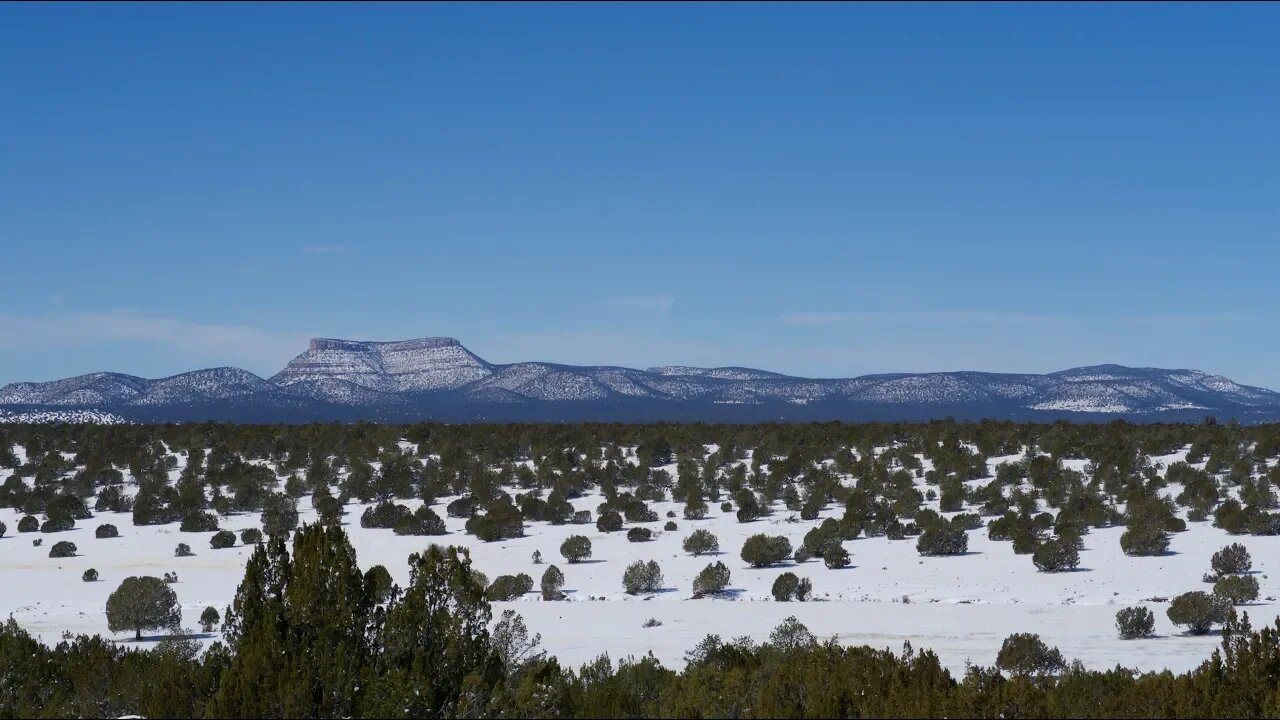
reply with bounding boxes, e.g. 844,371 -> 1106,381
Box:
781,309 -> 1257,327
0,312 -> 316,377
303,244 -> 348,255
605,295 -> 676,314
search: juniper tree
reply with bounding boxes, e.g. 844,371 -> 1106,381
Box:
105,576 -> 181,641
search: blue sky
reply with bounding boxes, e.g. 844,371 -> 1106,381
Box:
2,3 -> 1278,386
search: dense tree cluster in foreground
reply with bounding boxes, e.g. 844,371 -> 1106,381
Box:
4,524 -> 1280,718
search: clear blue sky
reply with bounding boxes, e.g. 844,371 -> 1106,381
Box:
2,3 -> 1278,386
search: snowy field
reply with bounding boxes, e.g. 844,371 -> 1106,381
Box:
2,442 -> 1276,676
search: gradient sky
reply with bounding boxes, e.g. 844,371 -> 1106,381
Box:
2,3 -> 1279,386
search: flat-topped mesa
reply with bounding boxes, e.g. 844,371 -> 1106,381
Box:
276,336 -> 492,394
309,337 -> 462,353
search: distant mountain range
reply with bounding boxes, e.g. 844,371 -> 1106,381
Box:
2,336 -> 1279,424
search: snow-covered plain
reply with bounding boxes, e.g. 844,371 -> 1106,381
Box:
2,442 -> 1276,676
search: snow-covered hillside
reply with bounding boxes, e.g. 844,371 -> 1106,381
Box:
3,337 -> 1280,423
3,429 -> 1279,675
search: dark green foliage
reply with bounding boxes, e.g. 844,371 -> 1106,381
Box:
95,523 -> 119,539
361,501 -> 411,529
1212,543 -> 1252,577
1167,590 -> 1230,634
1032,538 -> 1080,572
393,505 -> 447,536
41,515 -> 75,533
180,511 -> 218,533
771,572 -> 812,602
560,534 -> 592,563
260,493 -> 299,539
740,534 -> 792,567
49,540 -> 77,557
627,527 -> 652,543
465,499 -> 524,541
105,576 -> 181,640
210,530 -> 236,549
199,606 -> 220,633
1115,606 -> 1155,639
664,520 -> 677,531
365,564 -> 394,604
540,564 -> 565,600
82,568 -> 98,582
1120,523 -> 1170,556
486,573 -> 534,601
682,528 -> 719,556
175,542 -> 193,557
622,559 -> 663,594
823,543 -> 851,569
916,525 -> 968,556
596,509 -> 624,533
1214,574 -> 1260,605
692,561 -> 730,597
995,633 -> 1066,676
239,527 -> 263,545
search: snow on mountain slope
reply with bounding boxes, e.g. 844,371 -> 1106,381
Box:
272,337 -> 492,396
3,337 -> 1280,421
0,372 -> 149,406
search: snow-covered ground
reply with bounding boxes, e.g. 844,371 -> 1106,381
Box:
1,443 -> 1275,676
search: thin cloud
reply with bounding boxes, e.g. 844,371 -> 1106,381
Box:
303,244 -> 348,255
0,312 -> 316,377
605,295 -> 676,314
781,310 -> 1257,327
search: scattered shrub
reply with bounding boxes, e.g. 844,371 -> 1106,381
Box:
82,568 -> 99,582
1211,543 -> 1252,577
622,560 -> 664,595
560,535 -> 592,563
596,510 -> 623,533
741,534 -> 792,567
179,511 -> 218,533
541,565 -> 565,600
916,525 -> 968,556
95,524 -> 119,539
210,530 -> 236,549
692,561 -> 731,597
823,543 -> 851,569
1214,574 -> 1260,605
365,565 -> 394,604
239,528 -> 263,545
1167,591 -> 1229,635
683,529 -> 719,556
627,527 -> 653,543
664,520 -> 677,531
17,515 -> 38,533
199,606 -> 221,633
175,543 -> 193,557
1115,606 -> 1155,639
1032,538 -> 1080,572
486,573 -> 534,601
49,540 -> 77,558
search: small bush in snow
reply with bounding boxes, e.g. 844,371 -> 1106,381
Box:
239,528 -> 263,545
627,527 -> 652,543
741,534 -> 792,567
17,515 -> 38,533
175,543 -> 193,557
823,543 -> 851,569
916,525 -> 968,556
692,561 -> 730,597
540,565 -> 565,601
560,535 -> 592,563
95,524 -> 119,539
199,606 -> 221,633
1032,538 -> 1080,572
487,573 -> 534,601
596,510 -> 624,533
683,529 -> 719,556
1115,606 -> 1155,639
179,511 -> 218,533
1167,591 -> 1229,635
1211,543 -> 1252,578
82,568 -> 99,582
1214,574 -> 1260,605
642,617 -> 662,628
664,520 -> 677,531
210,530 -> 236,549
771,572 -> 811,602
622,560 -> 663,595
1120,523 -> 1170,557
49,541 -> 77,558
